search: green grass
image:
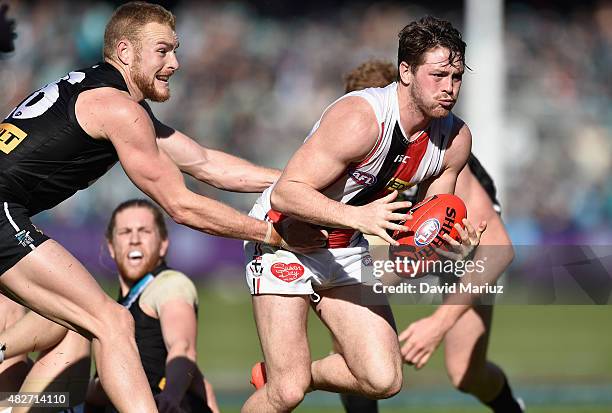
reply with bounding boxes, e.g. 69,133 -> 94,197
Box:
101,280 -> 612,410
195,282 -> 612,383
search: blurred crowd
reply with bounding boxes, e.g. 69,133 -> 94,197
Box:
0,0 -> 610,247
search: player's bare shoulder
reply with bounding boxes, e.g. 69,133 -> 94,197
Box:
444,113 -> 472,169
75,87 -> 150,141
449,113 -> 471,143
310,95 -> 380,163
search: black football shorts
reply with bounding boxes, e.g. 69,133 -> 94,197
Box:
0,202 -> 49,275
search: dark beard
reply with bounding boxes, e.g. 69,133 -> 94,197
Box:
132,57 -> 170,102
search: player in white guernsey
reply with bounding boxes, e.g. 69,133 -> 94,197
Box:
243,16 -> 486,412
337,61 -> 524,413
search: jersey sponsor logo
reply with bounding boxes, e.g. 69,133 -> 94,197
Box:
386,177 -> 413,192
414,218 -> 441,247
348,169 -> 377,186
0,123 -> 28,154
14,229 -> 34,248
270,262 -> 305,283
394,154 -> 410,164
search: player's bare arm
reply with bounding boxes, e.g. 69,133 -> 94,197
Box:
419,118 -> 472,198
418,120 -> 487,257
271,97 -> 412,245
75,87 -> 313,247
156,298 -> 198,410
150,114 -> 279,192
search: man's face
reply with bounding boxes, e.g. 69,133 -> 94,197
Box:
108,206 -> 168,285
406,46 -> 464,118
131,22 -> 180,102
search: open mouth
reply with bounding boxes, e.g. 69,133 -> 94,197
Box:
128,250 -> 144,264
155,74 -> 170,83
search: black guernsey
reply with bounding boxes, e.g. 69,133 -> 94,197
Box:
118,263 -> 172,391
115,263 -> 209,413
0,62 -> 142,216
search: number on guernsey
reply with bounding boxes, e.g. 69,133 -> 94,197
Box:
9,71 -> 86,119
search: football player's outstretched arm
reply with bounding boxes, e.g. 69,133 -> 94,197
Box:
150,113 -> 279,192
76,88 -> 323,249
271,97 -> 411,245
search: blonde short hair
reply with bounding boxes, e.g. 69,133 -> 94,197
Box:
103,1 -> 175,60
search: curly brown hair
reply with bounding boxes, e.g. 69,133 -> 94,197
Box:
398,16 -> 466,73
344,59 -> 398,93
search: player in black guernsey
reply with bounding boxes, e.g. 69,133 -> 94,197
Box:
85,200 -> 218,413
337,61 -> 523,413
0,2 -> 323,412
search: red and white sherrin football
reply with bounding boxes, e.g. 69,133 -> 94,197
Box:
389,193 -> 467,278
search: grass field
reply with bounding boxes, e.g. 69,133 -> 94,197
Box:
104,280 -> 612,412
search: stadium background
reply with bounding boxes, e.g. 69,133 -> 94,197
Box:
1,0 -> 611,411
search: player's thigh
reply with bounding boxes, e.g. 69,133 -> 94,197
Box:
0,239 -> 122,336
314,284 -> 400,375
444,305 -> 493,375
252,294 -> 311,384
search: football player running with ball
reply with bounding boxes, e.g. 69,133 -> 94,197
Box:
338,60 -> 524,413
243,16 -> 487,412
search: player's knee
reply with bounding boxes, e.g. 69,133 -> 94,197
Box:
359,365 -> 402,399
97,302 -> 135,338
267,383 -> 307,410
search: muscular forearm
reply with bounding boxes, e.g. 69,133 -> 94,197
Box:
167,190 -> 282,245
271,180 -> 356,229
214,165 -> 279,193
1,311 -> 68,358
197,151 -> 280,192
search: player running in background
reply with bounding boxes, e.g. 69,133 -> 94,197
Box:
243,16 -> 485,412
338,60 -> 524,413
0,2 -> 322,412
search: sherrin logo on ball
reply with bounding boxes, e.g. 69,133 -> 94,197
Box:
414,218 -> 441,246
389,194 -> 467,279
